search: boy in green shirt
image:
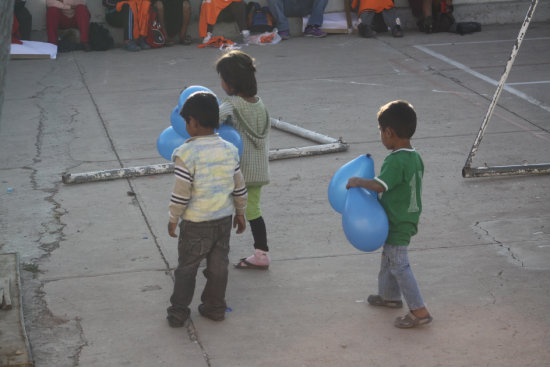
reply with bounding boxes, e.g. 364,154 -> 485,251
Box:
347,100 -> 431,328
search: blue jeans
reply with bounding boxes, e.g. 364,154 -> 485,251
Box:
378,244 -> 425,310
267,0 -> 328,32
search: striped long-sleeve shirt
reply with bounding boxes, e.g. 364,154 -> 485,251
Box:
169,135 -> 247,223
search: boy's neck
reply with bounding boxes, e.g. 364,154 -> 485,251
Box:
391,138 -> 412,151
191,127 -> 215,137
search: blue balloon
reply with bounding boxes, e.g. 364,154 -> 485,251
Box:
342,187 -> 388,252
216,124 -> 243,157
177,85 -> 218,111
328,154 -> 376,214
156,126 -> 188,161
171,106 -> 191,139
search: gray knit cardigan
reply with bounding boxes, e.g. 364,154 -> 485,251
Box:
219,96 -> 270,186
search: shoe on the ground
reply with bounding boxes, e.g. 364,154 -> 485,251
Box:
180,34 -> 192,45
394,312 -> 433,328
391,25 -> 404,38
358,23 -> 375,38
202,32 -> 213,44
304,25 -> 327,38
278,30 -> 290,40
166,315 -> 187,328
234,249 -> 270,270
240,29 -> 250,43
124,40 -> 140,51
367,295 -> 403,308
198,304 -> 225,321
137,37 -> 151,50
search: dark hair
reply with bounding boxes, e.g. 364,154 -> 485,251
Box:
216,50 -> 257,97
377,100 -> 417,138
180,91 -> 219,129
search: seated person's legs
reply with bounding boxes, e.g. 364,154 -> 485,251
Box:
227,1 -> 246,32
300,0 -> 327,37
267,0 -> 289,33
179,0 -> 191,44
106,4 -> 139,51
358,10 -> 375,38
381,8 -> 403,37
306,0 -> 328,28
202,1 -> 247,44
14,1 -> 32,40
46,6 -> 62,44
73,4 -> 91,47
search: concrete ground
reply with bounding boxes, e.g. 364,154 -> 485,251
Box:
1,22 -> 550,367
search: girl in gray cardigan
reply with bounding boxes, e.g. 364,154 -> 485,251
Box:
217,50 -> 272,270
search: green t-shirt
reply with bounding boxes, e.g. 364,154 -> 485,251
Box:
374,148 -> 424,246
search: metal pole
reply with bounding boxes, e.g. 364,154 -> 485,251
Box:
62,121 -> 349,184
462,0 -> 539,172
462,163 -> 550,178
270,118 -> 339,144
62,141 -> 350,184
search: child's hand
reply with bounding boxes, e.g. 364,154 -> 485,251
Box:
233,215 -> 246,234
168,222 -> 178,238
346,177 -> 362,189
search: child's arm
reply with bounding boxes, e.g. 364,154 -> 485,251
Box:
346,177 -> 385,193
167,157 -> 193,237
232,162 -> 247,234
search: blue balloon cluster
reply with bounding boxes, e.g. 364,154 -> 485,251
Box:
156,86 -> 243,161
328,154 -> 389,252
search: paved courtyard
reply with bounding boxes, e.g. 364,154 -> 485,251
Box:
1,21 -> 550,367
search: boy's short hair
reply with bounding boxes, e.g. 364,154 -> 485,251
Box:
180,91 -> 219,129
377,100 -> 417,138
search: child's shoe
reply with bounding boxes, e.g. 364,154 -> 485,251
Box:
234,249 -> 270,270
198,304 -> 225,321
394,312 -> 433,328
367,294 -> 403,308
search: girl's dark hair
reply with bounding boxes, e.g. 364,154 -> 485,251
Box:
377,100 -> 417,138
216,50 -> 257,97
180,91 -> 219,129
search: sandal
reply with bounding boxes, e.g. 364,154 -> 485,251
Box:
367,295 -> 403,308
234,258 -> 269,270
394,312 -> 433,328
180,34 -> 192,45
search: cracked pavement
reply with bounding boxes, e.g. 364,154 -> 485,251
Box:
1,23 -> 550,367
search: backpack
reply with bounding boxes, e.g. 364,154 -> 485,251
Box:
246,2 -> 275,33
146,9 -> 166,48
89,22 -> 114,51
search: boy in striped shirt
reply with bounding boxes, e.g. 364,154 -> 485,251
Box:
166,91 -> 247,327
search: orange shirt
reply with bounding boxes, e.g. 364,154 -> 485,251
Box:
199,0 -> 243,37
351,0 -> 394,15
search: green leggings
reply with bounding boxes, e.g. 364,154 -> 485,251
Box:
245,185 -> 262,221
246,185 -> 268,252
